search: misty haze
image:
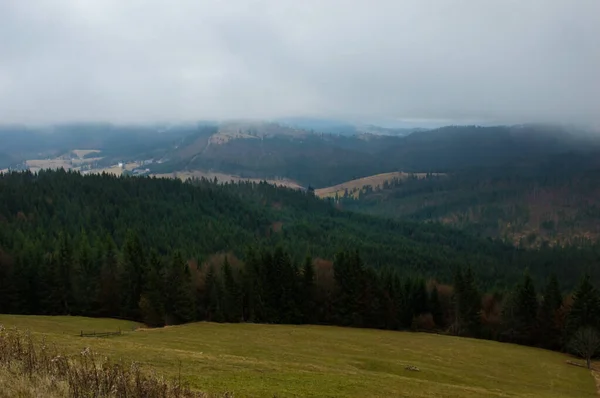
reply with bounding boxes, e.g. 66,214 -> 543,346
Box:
1,1 -> 600,398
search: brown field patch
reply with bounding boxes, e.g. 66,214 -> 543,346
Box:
71,149 -> 101,158
315,171 -> 442,198
93,166 -> 124,176
152,170 -> 302,190
26,159 -> 73,172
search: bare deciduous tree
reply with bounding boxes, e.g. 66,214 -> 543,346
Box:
569,327 -> 600,369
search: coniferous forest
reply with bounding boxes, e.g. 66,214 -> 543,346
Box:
2,170 -> 600,354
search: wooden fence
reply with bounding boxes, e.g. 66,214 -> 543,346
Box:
79,329 -> 122,338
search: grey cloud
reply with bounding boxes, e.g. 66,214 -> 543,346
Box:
0,0 -> 598,125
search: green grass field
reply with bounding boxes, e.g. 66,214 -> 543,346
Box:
0,315 -> 595,397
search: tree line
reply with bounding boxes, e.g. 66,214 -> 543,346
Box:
2,169 -> 600,291
2,233 -> 599,363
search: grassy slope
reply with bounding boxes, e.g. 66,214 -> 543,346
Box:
315,172 -> 441,198
0,315 -> 594,398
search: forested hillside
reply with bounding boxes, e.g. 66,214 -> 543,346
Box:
2,170 -> 600,357
339,151 -> 600,246
0,123 -> 196,168
149,123 -> 600,188
1,169 -> 599,288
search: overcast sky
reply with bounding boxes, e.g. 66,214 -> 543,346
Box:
0,0 -> 599,126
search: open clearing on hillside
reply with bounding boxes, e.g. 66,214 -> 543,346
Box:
0,315 -> 594,398
25,157 -> 104,173
316,171 -> 442,198
153,170 -> 303,189
71,149 -> 101,158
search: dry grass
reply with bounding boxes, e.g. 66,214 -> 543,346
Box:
25,156 -> 104,173
315,171 -> 441,198
89,163 -> 140,177
0,315 -> 595,398
153,170 -> 302,189
26,159 -> 74,172
0,325 -> 225,398
93,166 -> 124,176
71,149 -> 101,158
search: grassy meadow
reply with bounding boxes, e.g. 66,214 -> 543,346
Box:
0,315 -> 595,397
315,171 -> 440,199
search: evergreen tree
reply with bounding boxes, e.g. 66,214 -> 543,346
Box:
204,265 -> 224,322
57,232 -> 75,314
75,233 -> 97,316
97,235 -> 120,317
222,256 -> 242,322
453,266 -> 481,337
566,274 -> 600,338
139,250 -> 165,327
121,230 -> 147,319
334,250 -> 366,327
539,274 -> 563,349
412,279 -> 429,316
38,252 -> 61,315
164,251 -> 195,325
430,285 -> 444,328
301,256 -> 316,324
240,247 -> 262,323
509,272 -> 538,344
0,251 -> 13,314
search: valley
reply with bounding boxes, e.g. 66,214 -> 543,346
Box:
3,3 -> 598,396
3,121 -> 600,397
4,121 -> 600,248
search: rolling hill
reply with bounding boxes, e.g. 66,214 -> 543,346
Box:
335,151 -> 600,246
2,169 -> 599,289
5,121 -> 600,247
148,123 -> 600,188
315,171 -> 441,198
0,315 -> 595,398
5,121 -> 599,189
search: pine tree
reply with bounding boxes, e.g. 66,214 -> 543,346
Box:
539,274 -> 563,349
430,285 -> 444,328
222,256 -> 242,322
121,230 -> 147,319
566,274 -> 600,338
75,233 -> 97,316
453,266 -> 481,337
97,235 -> 120,317
301,256 -> 316,324
412,279 -> 429,316
139,250 -> 165,327
334,250 -> 366,327
0,251 -> 14,314
511,272 -> 538,344
240,247 -> 262,323
204,265 -> 224,322
164,251 -> 195,325
38,252 -> 61,315
57,232 -> 75,314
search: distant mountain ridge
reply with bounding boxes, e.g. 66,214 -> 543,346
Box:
149,122 -> 600,187
3,120 -> 600,189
